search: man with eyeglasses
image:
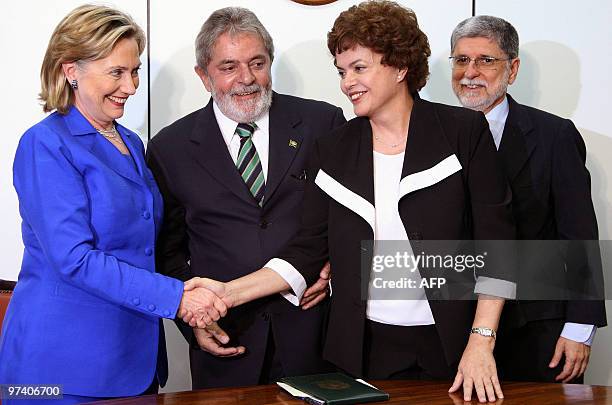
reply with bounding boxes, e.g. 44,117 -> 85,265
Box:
449,15 -> 606,383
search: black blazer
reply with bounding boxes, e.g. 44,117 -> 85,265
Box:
497,94 -> 606,328
278,96 -> 516,377
147,92 -> 346,387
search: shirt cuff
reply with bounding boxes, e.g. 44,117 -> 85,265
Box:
264,258 -> 307,306
474,276 -> 516,299
561,323 -> 596,346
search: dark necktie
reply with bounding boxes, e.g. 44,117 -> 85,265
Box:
235,122 -> 265,205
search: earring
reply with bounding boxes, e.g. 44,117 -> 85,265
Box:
70,79 -> 78,90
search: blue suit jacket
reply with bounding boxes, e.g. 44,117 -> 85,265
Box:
0,107 -> 183,397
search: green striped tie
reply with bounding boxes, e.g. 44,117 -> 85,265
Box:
235,122 -> 265,205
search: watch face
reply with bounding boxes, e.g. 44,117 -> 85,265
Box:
290,0 -> 339,5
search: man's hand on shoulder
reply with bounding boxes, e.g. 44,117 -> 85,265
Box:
300,262 -> 331,310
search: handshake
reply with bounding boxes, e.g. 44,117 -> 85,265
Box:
177,277 -> 232,329
174,263 -> 331,357
176,277 -> 245,357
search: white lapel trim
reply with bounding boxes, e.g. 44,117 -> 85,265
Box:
315,169 -> 375,233
399,154 -> 462,198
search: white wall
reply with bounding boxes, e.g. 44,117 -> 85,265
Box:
1,0 -> 610,390
148,0 -> 471,134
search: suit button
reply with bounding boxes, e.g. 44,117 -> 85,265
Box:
142,211 -> 151,220
163,310 -> 171,317
145,247 -> 153,256
132,298 -> 140,306
148,304 -> 156,312
260,220 -> 268,229
262,313 -> 270,321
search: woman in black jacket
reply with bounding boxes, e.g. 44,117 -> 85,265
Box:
186,1 -> 516,402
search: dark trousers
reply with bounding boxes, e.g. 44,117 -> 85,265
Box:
363,320 -> 455,380
258,323 -> 287,384
191,323 -> 287,389
495,318 -> 583,383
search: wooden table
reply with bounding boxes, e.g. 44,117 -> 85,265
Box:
93,380 -> 612,404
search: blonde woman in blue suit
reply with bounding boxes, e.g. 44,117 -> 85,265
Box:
0,5 -> 225,404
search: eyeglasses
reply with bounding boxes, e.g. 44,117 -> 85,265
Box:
449,56 -> 511,71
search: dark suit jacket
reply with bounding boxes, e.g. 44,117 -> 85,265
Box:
277,96 -> 516,377
497,94 -> 606,328
147,92 -> 346,388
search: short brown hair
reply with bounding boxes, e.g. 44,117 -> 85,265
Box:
40,4 -> 146,114
327,0 -> 431,93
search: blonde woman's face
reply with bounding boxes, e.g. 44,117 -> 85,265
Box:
72,37 -> 141,129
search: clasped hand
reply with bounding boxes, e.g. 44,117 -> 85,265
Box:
177,269 -> 331,357
177,262 -> 332,327
177,277 -> 233,328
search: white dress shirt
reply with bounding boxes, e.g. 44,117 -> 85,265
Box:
484,97 -> 510,150
213,101 -> 270,181
485,95 -> 596,345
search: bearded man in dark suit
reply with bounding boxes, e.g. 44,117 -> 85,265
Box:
147,7 -> 345,389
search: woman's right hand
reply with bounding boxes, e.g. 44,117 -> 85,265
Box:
178,278 -> 231,328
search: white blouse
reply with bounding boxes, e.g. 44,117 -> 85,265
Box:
366,151 -> 435,326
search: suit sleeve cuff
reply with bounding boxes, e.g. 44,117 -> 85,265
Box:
474,276 -> 516,299
561,323 -> 596,346
264,258 -> 307,306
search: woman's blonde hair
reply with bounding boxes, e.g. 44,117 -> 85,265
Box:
39,4 -> 146,114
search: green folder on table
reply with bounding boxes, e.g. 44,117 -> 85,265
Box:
277,372 -> 389,404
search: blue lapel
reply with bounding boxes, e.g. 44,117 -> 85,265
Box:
116,123 -> 146,180
63,106 -> 145,186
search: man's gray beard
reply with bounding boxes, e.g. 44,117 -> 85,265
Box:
455,68 -> 510,112
212,84 -> 273,123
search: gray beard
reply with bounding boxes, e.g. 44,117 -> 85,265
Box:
455,68 -> 510,112
458,82 -> 508,112
212,84 -> 273,123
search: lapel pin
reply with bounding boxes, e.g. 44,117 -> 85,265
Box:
288,139 -> 299,148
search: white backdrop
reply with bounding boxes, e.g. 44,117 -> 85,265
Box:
1,0 -> 610,390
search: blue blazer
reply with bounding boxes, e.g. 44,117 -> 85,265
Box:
0,107 -> 183,397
